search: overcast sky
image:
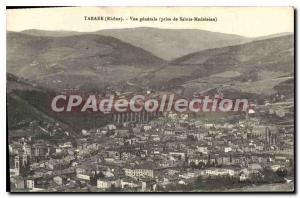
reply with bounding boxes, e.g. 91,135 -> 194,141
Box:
7,7 -> 294,37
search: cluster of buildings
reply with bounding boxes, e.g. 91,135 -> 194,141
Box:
9,96 -> 294,192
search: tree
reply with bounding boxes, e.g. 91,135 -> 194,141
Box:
194,176 -> 204,188
276,168 -> 287,178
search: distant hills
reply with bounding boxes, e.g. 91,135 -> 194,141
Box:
7,31 -> 165,90
160,35 -> 294,97
173,34 -> 293,73
7,29 -> 294,95
6,28 -> 294,131
97,27 -> 250,60
21,27 -> 250,60
21,29 -> 83,37
7,31 -> 164,68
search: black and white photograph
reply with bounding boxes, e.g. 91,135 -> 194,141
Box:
5,6 -> 296,193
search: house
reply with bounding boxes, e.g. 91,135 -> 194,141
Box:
247,163 -> 263,174
188,155 -> 209,166
107,124 -> 117,131
97,179 -> 111,189
59,142 -> 72,149
239,169 -> 250,181
201,168 -> 235,176
124,168 -> 154,178
115,129 -> 129,137
81,129 -> 90,136
13,177 -> 25,189
97,178 -> 121,189
143,125 -> 152,131
270,164 -> 283,172
76,173 -> 90,181
224,147 -> 232,153
216,156 -> 231,165
124,162 -> 157,178
53,176 -> 63,185
32,142 -> 50,158
120,177 -> 139,189
75,166 -> 98,181
26,179 -> 34,190
169,152 -> 186,161
197,146 -> 208,154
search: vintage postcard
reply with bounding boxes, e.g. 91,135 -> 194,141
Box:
6,7 -> 294,192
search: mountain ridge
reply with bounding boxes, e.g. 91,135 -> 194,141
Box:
17,27 -> 250,60
7,31 -> 166,90
7,31 -> 294,96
